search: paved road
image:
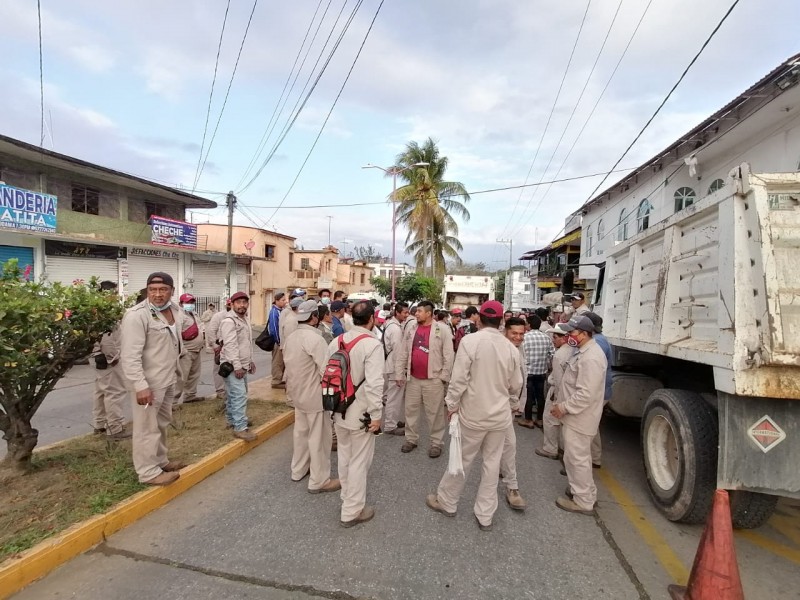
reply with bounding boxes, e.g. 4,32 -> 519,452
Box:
13,415 -> 800,599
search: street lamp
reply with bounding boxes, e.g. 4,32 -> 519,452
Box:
362,161 -> 429,302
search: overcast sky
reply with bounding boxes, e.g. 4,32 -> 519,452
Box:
1,0 -> 798,268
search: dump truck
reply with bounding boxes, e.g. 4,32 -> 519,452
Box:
443,274 -> 495,310
595,165 -> 800,528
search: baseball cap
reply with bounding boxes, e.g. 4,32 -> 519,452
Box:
560,315 -> 595,333
179,293 -> 195,303
566,292 -> 585,301
479,300 -> 504,317
293,288 -> 307,297
451,308 -> 463,316
331,300 -> 346,311
289,296 -> 304,308
296,300 -> 319,322
585,312 -> 603,333
552,323 -> 570,336
230,291 -> 249,303
146,272 -> 174,288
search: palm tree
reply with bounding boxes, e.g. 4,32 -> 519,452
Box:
392,138 -> 470,279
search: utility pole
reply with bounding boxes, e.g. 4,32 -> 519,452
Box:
225,191 -> 236,299
326,216 -> 333,246
496,238 -> 513,309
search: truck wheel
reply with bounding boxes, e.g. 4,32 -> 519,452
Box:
730,491 -> 778,529
641,389 -> 717,524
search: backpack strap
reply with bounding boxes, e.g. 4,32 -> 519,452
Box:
340,333 -> 371,353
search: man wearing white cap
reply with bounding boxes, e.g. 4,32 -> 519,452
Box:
566,292 -> 590,317
550,315 -> 607,515
535,323 -> 570,460
284,300 -> 341,494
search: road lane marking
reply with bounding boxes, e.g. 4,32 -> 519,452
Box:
767,514 -> 800,547
596,468 -> 690,585
737,530 -> 800,565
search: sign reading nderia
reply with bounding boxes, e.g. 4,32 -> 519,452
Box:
0,184 -> 57,233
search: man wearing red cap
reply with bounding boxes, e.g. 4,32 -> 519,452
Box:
220,291 -> 257,441
426,300 -> 523,531
176,293 -> 204,404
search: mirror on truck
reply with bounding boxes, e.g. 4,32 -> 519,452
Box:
594,262 -> 606,308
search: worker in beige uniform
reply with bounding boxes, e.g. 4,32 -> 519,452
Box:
92,280 -> 131,440
284,300 -> 340,493
176,293 -> 204,404
279,296 -> 302,405
550,315 -> 607,515
328,301 -> 383,527
427,300 -> 523,531
499,316 -> 527,510
395,300 -> 455,458
566,292 -> 590,316
382,301 -> 409,436
206,300 -> 230,400
120,272 -> 186,486
536,323 -> 570,460
220,291 -> 257,441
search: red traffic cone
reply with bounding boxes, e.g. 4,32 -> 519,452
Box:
668,489 -> 744,600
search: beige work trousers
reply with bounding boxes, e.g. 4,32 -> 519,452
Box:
562,425 -> 597,510
272,345 -> 285,383
92,365 -> 127,435
541,391 -> 562,455
292,410 -> 334,490
500,420 -> 519,490
404,377 -> 446,448
177,350 -> 202,403
132,384 -> 176,483
334,423 -> 376,522
437,422 -> 505,527
591,432 -> 602,465
383,375 -> 405,431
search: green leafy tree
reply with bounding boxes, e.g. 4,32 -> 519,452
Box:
495,271 -> 506,304
370,275 -> 391,298
394,138 -> 470,279
447,260 -> 489,276
395,273 -> 442,304
0,261 -> 127,474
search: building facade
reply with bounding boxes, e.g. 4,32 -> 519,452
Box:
504,267 -> 536,312
366,261 -> 415,281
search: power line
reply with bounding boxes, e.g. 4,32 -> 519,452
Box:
191,0 -> 231,193
194,0 -> 260,191
37,0 -> 44,147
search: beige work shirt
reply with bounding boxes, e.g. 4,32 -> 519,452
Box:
445,327 -> 523,432
279,306 -> 298,346
220,312 -> 254,371
283,324 -> 328,414
511,344 -> 526,412
120,301 -> 183,392
328,326 -> 384,431
395,320 -> 455,382
206,309 -> 228,346
556,338 -> 607,436
381,316 -> 404,375
547,344 -> 573,395
180,310 -> 205,352
98,324 -> 122,363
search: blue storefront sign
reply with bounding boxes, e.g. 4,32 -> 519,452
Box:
149,215 -> 198,249
0,184 -> 58,233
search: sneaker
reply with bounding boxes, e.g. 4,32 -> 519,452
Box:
144,471 -> 180,486
517,419 -> 536,429
340,506 -> 375,528
107,429 -> 132,441
271,382 -> 286,389
309,478 -> 341,494
535,448 -> 559,460
555,496 -> 595,516
233,429 -> 257,442
474,515 -> 493,531
428,446 -> 442,458
93,427 -> 106,435
396,421 -> 405,428
506,489 -> 527,511
401,442 -> 418,453
384,427 -> 405,436
162,460 -> 187,472
425,494 -> 456,517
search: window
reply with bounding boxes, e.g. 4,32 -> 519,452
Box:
524,283 -> 531,292
71,184 -> 99,215
351,273 -> 355,284
289,252 -> 294,271
708,178 -> 724,194
300,257 -> 310,270
265,244 -> 275,260
636,199 -> 653,233
617,209 -> 629,241
596,219 -> 605,255
144,201 -> 168,218
360,273 -> 365,284
586,225 -> 593,257
674,187 -> 696,213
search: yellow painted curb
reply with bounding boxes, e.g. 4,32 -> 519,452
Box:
0,410 -> 295,599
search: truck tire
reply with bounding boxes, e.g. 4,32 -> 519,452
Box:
641,389 -> 717,524
729,491 -> 778,529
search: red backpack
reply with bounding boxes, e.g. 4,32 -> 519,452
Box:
321,334 -> 371,416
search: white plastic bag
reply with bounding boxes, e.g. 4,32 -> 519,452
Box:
447,414 -> 464,476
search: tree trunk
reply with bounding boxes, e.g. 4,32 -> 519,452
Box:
0,415 -> 39,473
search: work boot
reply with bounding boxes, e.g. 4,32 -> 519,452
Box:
309,478 -> 341,494
233,429 -> 257,442
107,429 -> 132,441
506,489 -> 527,511
474,515 -> 493,531
565,487 -> 598,509
535,448 -> 559,460
144,471 -> 180,486
162,460 -> 187,472
428,446 -> 442,458
384,427 -> 405,436
340,506 -> 375,528
517,419 -> 536,429
555,496 -> 595,516
401,441 -> 418,453
425,494 -> 456,517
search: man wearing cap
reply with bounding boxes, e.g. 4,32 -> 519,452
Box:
280,295 -> 303,346
268,292 -> 288,389
200,303 -> 216,326
206,299 -> 231,400
395,300 -> 455,458
330,301 -> 346,336
519,314 -> 554,429
220,291 -> 257,441
535,322 -> 570,460
450,308 -> 467,352
567,292 -> 590,317
585,312 -> 613,469
382,301 -> 409,436
120,272 -> 186,486
176,293 -> 204,404
284,300 -> 341,493
426,300 -> 523,530
550,315 -> 607,515
328,301 -> 383,527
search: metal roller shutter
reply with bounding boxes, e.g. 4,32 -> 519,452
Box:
0,245 -> 35,279
191,261 -> 227,297
127,256 -> 179,296
45,256 -> 118,287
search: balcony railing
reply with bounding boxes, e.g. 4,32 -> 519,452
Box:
293,270 -> 320,279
